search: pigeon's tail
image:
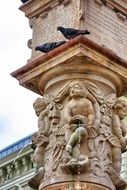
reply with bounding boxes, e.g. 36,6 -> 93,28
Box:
79,30 -> 90,35
56,41 -> 66,47
35,46 -> 40,51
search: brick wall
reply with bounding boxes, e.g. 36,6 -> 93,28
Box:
85,0 -> 127,60
30,0 -> 80,58
26,0 -> 127,61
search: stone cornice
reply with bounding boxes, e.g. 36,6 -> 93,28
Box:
11,35 -> 127,78
11,35 -> 127,96
20,0 -> 127,19
97,0 -> 127,17
19,0 -> 69,18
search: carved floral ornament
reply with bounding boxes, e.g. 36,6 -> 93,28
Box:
29,79 -> 127,190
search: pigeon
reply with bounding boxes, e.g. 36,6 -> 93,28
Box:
57,26 -> 90,39
21,0 -> 29,3
35,41 -> 66,53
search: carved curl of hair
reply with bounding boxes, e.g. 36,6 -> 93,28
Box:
33,96 -> 50,110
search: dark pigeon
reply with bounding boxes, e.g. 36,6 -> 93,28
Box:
57,26 -> 90,39
21,0 -> 29,3
35,41 -> 66,53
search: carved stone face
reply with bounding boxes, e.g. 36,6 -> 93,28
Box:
70,84 -> 86,98
113,99 -> 127,120
33,98 -> 47,116
117,106 -> 127,119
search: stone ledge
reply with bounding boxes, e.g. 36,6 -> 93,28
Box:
11,35 -> 127,78
20,0 -> 127,19
19,0 -> 68,18
10,35 -> 127,96
98,0 -> 127,17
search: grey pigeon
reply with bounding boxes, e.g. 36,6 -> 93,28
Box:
57,26 -> 90,39
35,41 -> 66,53
21,0 -> 29,3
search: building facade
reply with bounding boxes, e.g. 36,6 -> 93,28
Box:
0,134 -> 36,190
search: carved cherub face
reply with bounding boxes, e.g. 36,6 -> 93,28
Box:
113,99 -> 127,120
69,83 -> 87,98
117,106 -> 127,120
33,98 -> 49,116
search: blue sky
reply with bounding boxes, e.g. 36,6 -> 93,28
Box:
0,1 -> 39,150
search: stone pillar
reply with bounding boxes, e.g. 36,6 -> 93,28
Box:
11,1 -> 127,190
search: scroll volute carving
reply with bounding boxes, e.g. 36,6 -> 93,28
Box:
29,80 -> 127,190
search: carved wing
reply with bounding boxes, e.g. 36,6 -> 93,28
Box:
87,127 -> 99,139
107,134 -> 121,147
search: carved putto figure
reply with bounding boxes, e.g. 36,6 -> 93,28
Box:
96,95 -> 127,189
52,80 -> 101,174
28,96 -> 51,189
29,95 -> 63,188
112,99 -> 127,173
63,81 -> 99,168
32,97 -> 50,169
